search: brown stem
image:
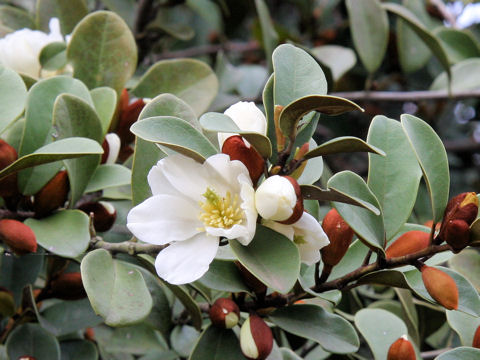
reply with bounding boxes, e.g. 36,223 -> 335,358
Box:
90,238 -> 168,256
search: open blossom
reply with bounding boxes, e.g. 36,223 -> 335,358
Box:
263,212 -> 329,265
127,154 -> 257,284
218,101 -> 267,149
0,18 -> 64,78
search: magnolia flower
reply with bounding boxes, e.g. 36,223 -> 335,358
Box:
0,18 -> 64,78
263,212 -> 330,265
218,101 -> 267,149
127,154 -> 257,284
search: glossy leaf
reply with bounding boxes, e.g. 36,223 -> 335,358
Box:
130,116 -> 217,163
198,259 -> 251,293
67,11 -> 137,94
81,249 -> 153,326
346,0 -> 388,73
311,45 -> 356,82
448,249 -> 480,292
199,112 -> 272,158
435,347 -> 480,359
278,95 -> 363,138
189,325 -> 244,360
367,115 -> 422,240
354,308 -> 408,360
0,66 -> 27,134
254,0 -> 278,70
132,59 -> 218,116
446,310 -> 480,347
0,137 -> 103,181
36,0 -> 87,34
430,58 -> 480,92
434,28 -> 480,64
305,136 -> 383,159
85,164 -> 131,193
91,87 -> 117,135
272,44 -> 327,107
25,210 -> 90,258
60,340 -> 99,360
401,114 -> 449,223
39,41 -> 67,71
6,323 -> 60,360
269,304 -> 359,354
230,225 -> 300,294
328,171 -> 385,251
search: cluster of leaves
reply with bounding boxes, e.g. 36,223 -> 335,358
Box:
0,0 -> 480,360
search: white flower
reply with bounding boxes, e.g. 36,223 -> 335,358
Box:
127,154 -> 257,284
0,18 -> 64,78
263,212 -> 329,265
103,133 -> 121,164
218,101 -> 267,149
255,175 -> 297,221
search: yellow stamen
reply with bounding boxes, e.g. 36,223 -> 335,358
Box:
294,234 -> 307,245
198,187 -> 244,229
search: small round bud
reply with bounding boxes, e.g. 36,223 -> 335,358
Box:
321,208 -> 354,267
33,170 -> 69,218
385,231 -> 430,259
49,272 -> 86,300
101,133 -> 121,164
78,201 -> 117,232
0,219 -> 37,255
240,315 -> 273,360
209,298 -> 240,329
421,265 -> 458,310
255,175 -> 303,224
387,335 -> 415,360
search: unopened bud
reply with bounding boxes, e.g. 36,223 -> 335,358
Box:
385,231 -> 430,259
222,135 -> 265,185
49,272 -> 86,300
444,219 -> 470,252
321,208 -> 354,267
240,315 -> 273,360
84,327 -> 95,342
33,170 -> 69,218
421,265 -> 458,310
0,219 -> 37,255
78,201 -> 117,232
473,325 -> 480,348
101,133 -> 121,164
255,175 -> 303,224
209,298 -> 240,329
0,139 -> 18,198
387,335 -> 415,360
117,97 -> 146,147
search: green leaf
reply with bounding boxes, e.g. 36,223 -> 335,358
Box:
305,136 -> 384,159
448,249 -> 480,292
435,347 -> 480,360
36,0 -> 87,34
163,282 -> 203,331
434,28 -> 480,64
197,259 -> 251,293
130,116 -> 217,163
132,59 -> 218,116
199,112 -> 272,158
0,5 -> 34,30
301,184 -> 380,214
430,58 -> 480,92
100,0 -> 136,28
85,164 -> 131,193
401,114 -> 449,223
354,308 -> 409,360
53,94 -> 103,206
311,45 -> 357,82
0,137 -> 103,181
269,304 -> 359,354
171,325 -> 199,358
67,10 -> 137,94
102,323 -> 166,354
39,42 -> 67,71
0,66 -> 27,134
6,323 -> 60,360
230,225 -> 300,294
272,44 -> 327,107
382,2 -> 451,82
81,249 -> 152,326
446,310 -> 480,347
91,87 -> 117,136
396,0 -> 432,73
262,74 -> 276,161
367,115 -> 422,240
346,0 -> 388,73
189,325 -> 244,360
60,340 -> 99,360
278,95 -> 363,139
25,210 -> 90,258
147,12 -> 194,41
328,171 -> 384,251
254,0 -> 278,71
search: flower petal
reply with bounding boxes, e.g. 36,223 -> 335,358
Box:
127,194 -> 202,245
293,212 -> 329,265
155,234 -> 219,284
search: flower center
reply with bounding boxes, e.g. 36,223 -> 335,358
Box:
198,187 -> 244,229
294,234 -> 306,245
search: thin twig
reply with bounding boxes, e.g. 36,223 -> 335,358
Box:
90,238 -> 168,256
421,347 -> 452,359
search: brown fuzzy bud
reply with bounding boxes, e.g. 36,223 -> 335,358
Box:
387,335 -> 415,360
209,298 -> 240,329
222,135 -> 265,185
0,139 -> 18,198
321,208 -> 354,267
84,327 -> 95,342
421,265 -> 458,310
473,325 -> 480,348
385,231 -> 430,259
117,96 -> 145,147
0,219 -> 37,255
49,272 -> 86,300
78,201 -> 117,232
444,219 -> 470,252
33,171 -> 69,218
240,315 -> 273,360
